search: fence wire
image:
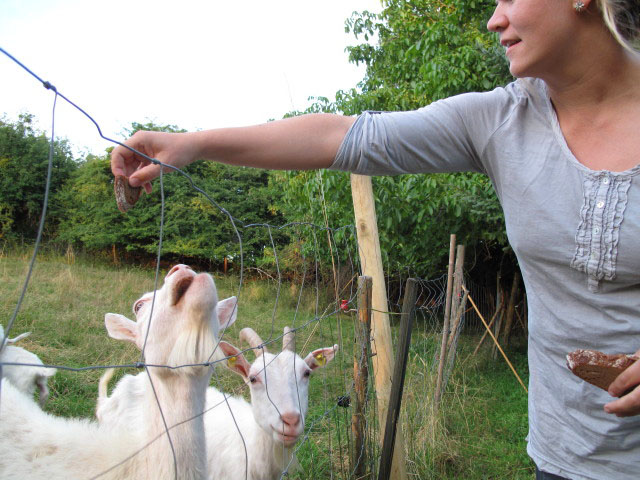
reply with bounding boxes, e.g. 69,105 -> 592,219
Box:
0,46 -> 380,480
0,46 -> 504,480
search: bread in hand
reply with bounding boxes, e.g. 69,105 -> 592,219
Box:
114,175 -> 141,213
566,349 -> 637,392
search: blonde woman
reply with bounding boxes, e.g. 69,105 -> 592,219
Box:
112,1 -> 640,478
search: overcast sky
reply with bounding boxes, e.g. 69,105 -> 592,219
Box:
0,0 -> 381,157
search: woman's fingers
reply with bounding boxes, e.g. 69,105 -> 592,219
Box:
111,131 -> 158,178
605,350 -> 640,417
608,350 -> 640,397
129,163 -> 162,188
605,386 -> 640,417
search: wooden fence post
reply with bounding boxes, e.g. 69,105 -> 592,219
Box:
500,272 -> 520,346
378,278 -> 417,480
446,244 -> 466,351
492,271 -> 503,360
350,174 -> 407,480
434,235 -> 456,408
352,276 -> 372,479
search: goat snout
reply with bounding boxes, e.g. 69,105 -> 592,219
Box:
167,264 -> 192,278
280,412 -> 301,428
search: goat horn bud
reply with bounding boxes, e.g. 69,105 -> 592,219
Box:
240,328 -> 266,356
283,326 -> 296,351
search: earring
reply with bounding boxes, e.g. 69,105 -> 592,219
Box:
574,0 -> 586,12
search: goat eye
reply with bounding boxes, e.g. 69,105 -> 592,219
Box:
134,301 -> 144,314
249,376 -> 257,384
303,370 -> 311,378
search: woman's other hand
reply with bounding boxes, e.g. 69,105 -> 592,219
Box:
605,349 -> 640,417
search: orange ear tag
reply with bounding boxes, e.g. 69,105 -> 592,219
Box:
315,353 -> 326,366
227,356 -> 237,368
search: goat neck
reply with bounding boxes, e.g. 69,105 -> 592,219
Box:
105,264 -> 220,479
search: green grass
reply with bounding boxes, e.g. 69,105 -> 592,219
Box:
0,248 -> 534,479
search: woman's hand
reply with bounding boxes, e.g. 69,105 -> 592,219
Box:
605,349 -> 640,417
111,131 -> 200,193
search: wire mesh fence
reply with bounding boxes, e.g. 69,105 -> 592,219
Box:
0,46 -> 504,480
0,46 -> 380,480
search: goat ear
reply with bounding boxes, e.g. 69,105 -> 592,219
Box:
304,344 -> 339,371
217,296 -> 238,330
219,341 -> 251,378
105,313 -> 139,345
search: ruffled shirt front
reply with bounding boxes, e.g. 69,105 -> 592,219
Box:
331,78 -> 640,480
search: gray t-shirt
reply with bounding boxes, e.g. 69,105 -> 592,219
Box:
331,78 -> 640,480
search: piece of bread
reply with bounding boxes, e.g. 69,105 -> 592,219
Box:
114,175 -> 141,213
566,349 -> 637,392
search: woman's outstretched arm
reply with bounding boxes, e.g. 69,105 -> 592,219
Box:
111,113 -> 355,191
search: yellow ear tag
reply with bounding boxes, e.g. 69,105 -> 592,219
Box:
315,353 -> 326,366
227,356 -> 237,368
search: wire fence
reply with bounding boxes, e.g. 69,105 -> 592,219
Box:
0,47 -> 501,480
0,46 -> 376,480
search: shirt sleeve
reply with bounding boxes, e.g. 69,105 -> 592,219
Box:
330,82 -> 524,176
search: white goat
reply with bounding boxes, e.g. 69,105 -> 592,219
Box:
0,264 -> 237,480
96,326 -> 338,480
211,327 -> 338,480
95,293 -> 238,429
0,324 -> 56,406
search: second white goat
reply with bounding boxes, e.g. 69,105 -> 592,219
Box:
0,324 -> 56,406
210,326 -> 338,480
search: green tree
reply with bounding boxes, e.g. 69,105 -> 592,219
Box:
340,0 -> 510,112
274,0 -> 513,278
57,122 -> 287,268
0,114 -> 77,241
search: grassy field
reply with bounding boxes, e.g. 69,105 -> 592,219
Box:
0,248 -> 534,479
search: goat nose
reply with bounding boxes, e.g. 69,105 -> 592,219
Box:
167,264 -> 190,277
281,412 -> 301,427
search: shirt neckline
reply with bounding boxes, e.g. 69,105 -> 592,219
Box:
536,79 -> 640,178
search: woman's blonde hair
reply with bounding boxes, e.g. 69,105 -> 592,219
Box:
597,0 -> 640,52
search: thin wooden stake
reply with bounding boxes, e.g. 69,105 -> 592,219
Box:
463,286 -> 528,393
492,272 -> 503,360
378,278 -> 417,480
434,235 -> 456,408
446,289 -> 468,357
472,297 -> 504,356
500,272 -> 520,347
317,171 -> 340,305
446,245 -> 466,351
515,307 -> 526,332
352,276 -> 372,479
111,244 -> 118,265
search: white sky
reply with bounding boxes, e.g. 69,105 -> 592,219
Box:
0,0 -> 381,158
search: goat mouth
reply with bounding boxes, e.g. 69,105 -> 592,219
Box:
273,429 -> 299,446
173,276 -> 194,305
